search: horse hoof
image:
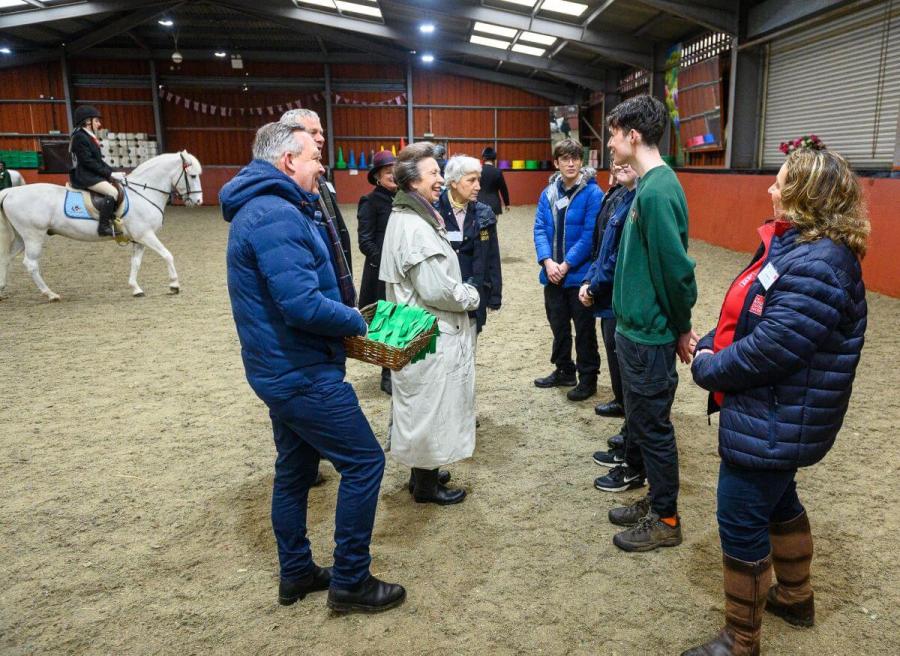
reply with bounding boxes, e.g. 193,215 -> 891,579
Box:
133,291 -> 145,298
168,286 -> 180,295
47,294 -> 61,302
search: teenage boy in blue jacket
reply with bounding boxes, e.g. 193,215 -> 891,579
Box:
533,138 -> 603,401
222,122 -> 405,614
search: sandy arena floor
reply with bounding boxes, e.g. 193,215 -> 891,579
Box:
1,202 -> 898,655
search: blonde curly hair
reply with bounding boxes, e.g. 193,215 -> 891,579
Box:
780,148 -> 870,257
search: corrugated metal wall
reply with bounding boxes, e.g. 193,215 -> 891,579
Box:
1,59 -> 556,167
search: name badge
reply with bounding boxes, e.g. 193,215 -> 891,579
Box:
325,181 -> 336,194
446,230 -> 463,243
555,196 -> 569,210
758,262 -> 779,290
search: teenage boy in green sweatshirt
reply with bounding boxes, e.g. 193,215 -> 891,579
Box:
603,95 -> 698,552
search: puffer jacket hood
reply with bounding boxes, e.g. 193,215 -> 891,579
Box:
220,158 -> 318,223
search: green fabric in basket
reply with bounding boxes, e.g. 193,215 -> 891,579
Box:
366,300 -> 439,363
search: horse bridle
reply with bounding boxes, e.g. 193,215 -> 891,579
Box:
122,152 -> 202,215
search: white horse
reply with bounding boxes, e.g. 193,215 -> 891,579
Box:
0,151 -> 203,301
5,170 -> 26,186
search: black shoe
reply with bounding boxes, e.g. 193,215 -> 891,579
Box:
566,377 -> 597,401
607,433 -> 625,450
595,400 -> 625,417
534,369 -> 577,388
412,468 -> 466,505
608,494 -> 651,527
97,217 -> 115,237
278,564 -> 331,605
407,468 -> 451,493
592,447 -> 625,468
327,574 -> 406,613
594,464 -> 646,493
380,377 -> 392,395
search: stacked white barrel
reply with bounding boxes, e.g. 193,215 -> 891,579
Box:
98,130 -> 159,169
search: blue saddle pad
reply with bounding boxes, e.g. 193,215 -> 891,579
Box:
64,189 -> 129,220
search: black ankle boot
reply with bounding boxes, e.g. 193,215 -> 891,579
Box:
407,468 -> 451,493
327,574 -> 406,613
566,376 -> 597,401
278,564 -> 331,605
412,468 -> 466,505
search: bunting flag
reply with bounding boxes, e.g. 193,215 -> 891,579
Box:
156,87 -> 408,116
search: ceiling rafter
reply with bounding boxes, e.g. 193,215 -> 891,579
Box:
0,0 -> 173,29
633,0 -> 737,34
65,2 -> 185,55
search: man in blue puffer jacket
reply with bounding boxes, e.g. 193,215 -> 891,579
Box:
222,122 -> 405,614
533,138 -> 603,401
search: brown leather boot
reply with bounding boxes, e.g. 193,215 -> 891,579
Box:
767,511 -> 815,627
681,554 -> 772,656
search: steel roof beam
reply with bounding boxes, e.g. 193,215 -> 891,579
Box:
633,0 -> 737,34
65,2 -> 185,54
0,0 -> 173,29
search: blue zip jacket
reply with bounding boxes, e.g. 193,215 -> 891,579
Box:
583,185 -> 636,318
691,227 -> 867,470
533,168 -> 603,288
221,159 -> 367,405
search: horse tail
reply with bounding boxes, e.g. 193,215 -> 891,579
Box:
0,189 -> 24,294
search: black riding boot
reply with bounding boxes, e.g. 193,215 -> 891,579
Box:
97,196 -> 117,237
411,468 -> 466,505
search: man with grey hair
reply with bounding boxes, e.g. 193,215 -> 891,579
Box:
220,122 -> 405,614
280,108 -> 352,272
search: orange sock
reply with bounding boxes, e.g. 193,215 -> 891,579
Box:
660,516 -> 678,527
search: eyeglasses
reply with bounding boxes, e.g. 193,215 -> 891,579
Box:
557,156 -> 580,164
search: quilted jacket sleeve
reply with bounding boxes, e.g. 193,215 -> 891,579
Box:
533,190 -> 553,264
692,257 -> 846,392
249,206 -> 367,337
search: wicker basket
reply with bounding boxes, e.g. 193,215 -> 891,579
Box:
344,304 -> 437,371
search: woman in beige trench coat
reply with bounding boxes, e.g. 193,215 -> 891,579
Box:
379,142 -> 480,505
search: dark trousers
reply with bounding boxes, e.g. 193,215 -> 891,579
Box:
617,333 -> 679,517
543,284 -> 600,378
268,381 -> 385,589
717,461 -> 805,562
600,316 -> 623,404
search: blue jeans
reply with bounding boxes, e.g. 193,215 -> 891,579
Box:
717,461 -> 805,562
268,381 -> 385,589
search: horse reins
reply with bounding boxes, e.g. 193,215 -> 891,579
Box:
122,154 -> 201,216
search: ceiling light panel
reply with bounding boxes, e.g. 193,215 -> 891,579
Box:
540,0 -> 588,17
518,31 -> 556,46
335,0 -> 382,17
498,0 -> 539,7
473,21 -> 517,39
0,0 -> 27,8
470,35 -> 511,50
296,0 -> 336,8
511,43 -> 546,57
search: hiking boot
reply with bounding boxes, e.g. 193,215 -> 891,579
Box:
613,511 -> 683,552
534,369 -> 577,388
566,376 -> 597,401
593,447 -> 625,468
607,433 -> 625,450
278,564 -> 331,605
595,400 -> 625,417
608,494 -> 651,527
594,464 -> 646,493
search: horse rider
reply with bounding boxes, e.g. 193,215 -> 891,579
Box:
0,160 -> 13,190
70,105 -> 121,236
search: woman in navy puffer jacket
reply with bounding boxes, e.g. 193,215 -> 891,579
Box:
683,148 -> 869,656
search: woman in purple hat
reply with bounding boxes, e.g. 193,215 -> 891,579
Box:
357,149 -> 399,394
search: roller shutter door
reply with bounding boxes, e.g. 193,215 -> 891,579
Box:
762,1 -> 899,169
